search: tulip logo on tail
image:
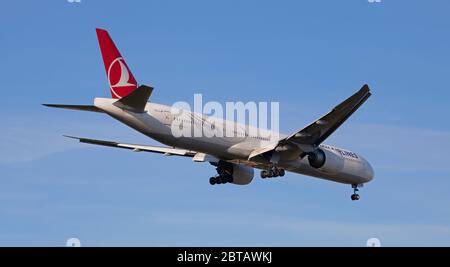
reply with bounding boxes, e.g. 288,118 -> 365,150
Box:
108,57 -> 137,99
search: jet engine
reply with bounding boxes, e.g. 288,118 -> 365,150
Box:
307,148 -> 345,174
231,164 -> 255,185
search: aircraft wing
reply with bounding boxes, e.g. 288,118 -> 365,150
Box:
64,135 -> 197,157
248,84 -> 371,160
285,84 -> 371,146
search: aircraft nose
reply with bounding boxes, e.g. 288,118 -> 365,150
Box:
364,161 -> 375,182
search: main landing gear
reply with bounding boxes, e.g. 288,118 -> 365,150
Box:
260,167 -> 285,179
209,175 -> 232,185
209,161 -> 233,185
351,184 -> 360,201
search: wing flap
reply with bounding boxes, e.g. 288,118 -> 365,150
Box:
248,142 -> 279,159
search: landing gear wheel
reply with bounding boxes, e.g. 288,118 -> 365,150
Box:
261,171 -> 268,179
350,184 -> 361,201
210,161 -> 234,185
272,169 -> 279,177
261,167 -> 285,179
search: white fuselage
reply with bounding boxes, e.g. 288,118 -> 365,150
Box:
94,98 -> 374,185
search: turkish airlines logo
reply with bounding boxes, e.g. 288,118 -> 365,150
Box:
107,57 -> 137,98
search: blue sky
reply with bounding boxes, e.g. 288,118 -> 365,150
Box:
1,0 -> 450,246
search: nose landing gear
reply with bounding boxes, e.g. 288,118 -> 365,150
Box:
351,184 -> 361,201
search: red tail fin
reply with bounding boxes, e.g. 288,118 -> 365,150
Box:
96,28 -> 138,99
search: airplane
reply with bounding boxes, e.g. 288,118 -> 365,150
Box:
44,28 -> 374,201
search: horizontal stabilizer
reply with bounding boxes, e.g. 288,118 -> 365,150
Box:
113,85 -> 153,113
42,104 -> 104,113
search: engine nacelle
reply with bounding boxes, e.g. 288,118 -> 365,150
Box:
231,164 -> 254,185
307,148 -> 345,174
